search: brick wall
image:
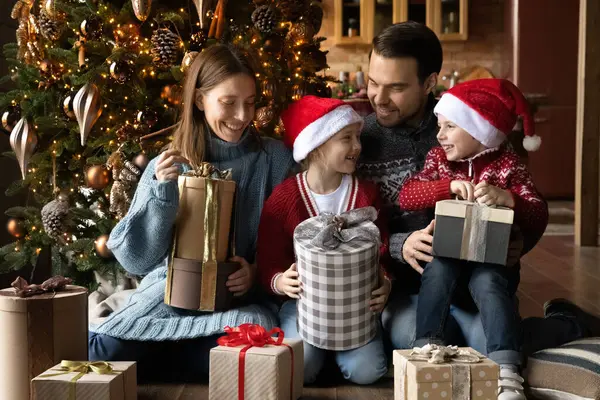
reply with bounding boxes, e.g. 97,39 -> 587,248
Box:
318,0 -> 511,85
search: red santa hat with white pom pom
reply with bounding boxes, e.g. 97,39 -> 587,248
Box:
434,78 -> 541,151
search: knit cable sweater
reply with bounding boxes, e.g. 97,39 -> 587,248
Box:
91,130 -> 294,341
256,172 -> 390,298
356,96 -> 439,286
399,146 -> 548,253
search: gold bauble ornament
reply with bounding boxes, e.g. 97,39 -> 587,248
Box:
288,22 -> 313,45
9,117 -> 38,179
80,17 -> 102,40
62,91 -> 76,120
7,218 -> 25,238
180,51 -> 199,73
73,83 -> 102,146
86,165 -> 110,190
291,82 -> 307,101
254,105 -> 275,129
136,109 -> 159,129
109,60 -> 132,84
94,234 -> 113,258
2,105 -> 21,132
131,0 -> 152,22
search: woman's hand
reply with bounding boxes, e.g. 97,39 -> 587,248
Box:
370,269 -> 391,312
226,256 -> 256,297
155,149 -> 189,182
275,263 -> 302,299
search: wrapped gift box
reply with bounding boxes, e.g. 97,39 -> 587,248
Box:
0,285 -> 88,400
31,361 -> 137,400
165,164 -> 238,312
293,208 -> 380,351
209,338 -> 303,400
433,200 -> 514,265
394,347 -> 499,400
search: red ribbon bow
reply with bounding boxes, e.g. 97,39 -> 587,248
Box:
217,324 -> 294,400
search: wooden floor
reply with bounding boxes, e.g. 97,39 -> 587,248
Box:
139,214 -> 600,399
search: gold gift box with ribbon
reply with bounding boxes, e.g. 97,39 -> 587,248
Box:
31,361 -> 137,400
433,200 -> 514,265
164,162 -> 238,312
393,345 -> 499,400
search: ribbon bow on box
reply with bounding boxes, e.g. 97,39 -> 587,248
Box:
40,360 -> 119,400
217,324 -> 295,400
182,162 -> 232,180
295,206 -> 381,250
409,344 -> 481,364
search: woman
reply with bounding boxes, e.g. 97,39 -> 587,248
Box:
89,44 -> 294,382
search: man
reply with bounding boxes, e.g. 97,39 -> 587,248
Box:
357,21 -> 600,394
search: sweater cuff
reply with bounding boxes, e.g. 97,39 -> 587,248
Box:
433,179 -> 453,201
271,273 -> 285,295
389,232 -> 410,264
153,180 -> 179,203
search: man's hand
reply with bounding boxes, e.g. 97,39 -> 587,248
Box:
370,269 -> 391,312
402,220 -> 435,274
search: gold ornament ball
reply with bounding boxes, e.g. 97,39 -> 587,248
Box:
261,79 -> 277,99
86,165 -> 110,190
133,153 -> 150,170
2,105 -> 21,132
109,60 -> 132,84
254,105 -> 275,129
95,234 -> 113,258
137,109 -> 159,128
7,218 -> 25,238
181,51 -> 199,73
62,92 -> 76,120
288,22 -> 314,44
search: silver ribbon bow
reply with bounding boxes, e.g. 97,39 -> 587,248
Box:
296,207 -> 381,250
409,344 -> 481,364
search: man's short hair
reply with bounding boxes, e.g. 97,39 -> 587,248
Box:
371,21 -> 443,83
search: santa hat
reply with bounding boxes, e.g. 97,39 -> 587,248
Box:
281,95 -> 364,162
434,79 -> 541,151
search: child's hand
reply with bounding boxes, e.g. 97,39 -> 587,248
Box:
450,180 -> 475,201
370,269 -> 391,312
474,181 -> 515,208
275,263 -> 302,299
226,256 -> 256,297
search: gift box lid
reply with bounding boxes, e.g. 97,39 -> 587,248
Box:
435,200 -> 514,224
0,285 -> 87,313
31,361 -> 136,384
393,348 -> 499,383
211,338 -> 302,358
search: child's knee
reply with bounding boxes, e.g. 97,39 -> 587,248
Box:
337,345 -> 388,385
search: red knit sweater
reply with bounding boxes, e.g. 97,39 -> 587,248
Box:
257,172 -> 390,297
398,146 -> 548,248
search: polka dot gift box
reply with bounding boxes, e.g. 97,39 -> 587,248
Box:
393,345 -> 499,400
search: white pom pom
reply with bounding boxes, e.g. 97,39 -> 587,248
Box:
523,135 -> 541,151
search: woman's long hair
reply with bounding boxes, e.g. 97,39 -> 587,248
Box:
170,44 -> 257,169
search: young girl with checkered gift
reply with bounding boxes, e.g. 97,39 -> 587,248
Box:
256,95 -> 391,385
398,79 -> 549,400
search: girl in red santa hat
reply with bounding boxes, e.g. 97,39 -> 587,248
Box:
256,95 -> 391,385
398,78 -> 549,400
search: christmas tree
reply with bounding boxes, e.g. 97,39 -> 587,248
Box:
0,0 -> 332,287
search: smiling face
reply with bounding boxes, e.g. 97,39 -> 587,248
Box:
436,114 -> 487,161
195,73 -> 256,143
367,51 -> 435,128
312,122 -> 362,174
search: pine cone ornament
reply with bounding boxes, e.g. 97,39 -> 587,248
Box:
280,0 -> 306,22
151,28 -> 180,69
41,198 -> 69,239
252,5 -> 279,34
307,2 -> 323,33
38,8 -> 64,41
109,161 -> 141,219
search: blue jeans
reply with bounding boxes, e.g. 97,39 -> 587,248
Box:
89,332 -> 222,383
414,257 -> 521,365
279,300 -> 388,385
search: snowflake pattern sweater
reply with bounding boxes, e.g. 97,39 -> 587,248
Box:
256,172 -> 389,297
398,146 -> 549,252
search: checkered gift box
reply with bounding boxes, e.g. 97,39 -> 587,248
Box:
293,207 -> 380,351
